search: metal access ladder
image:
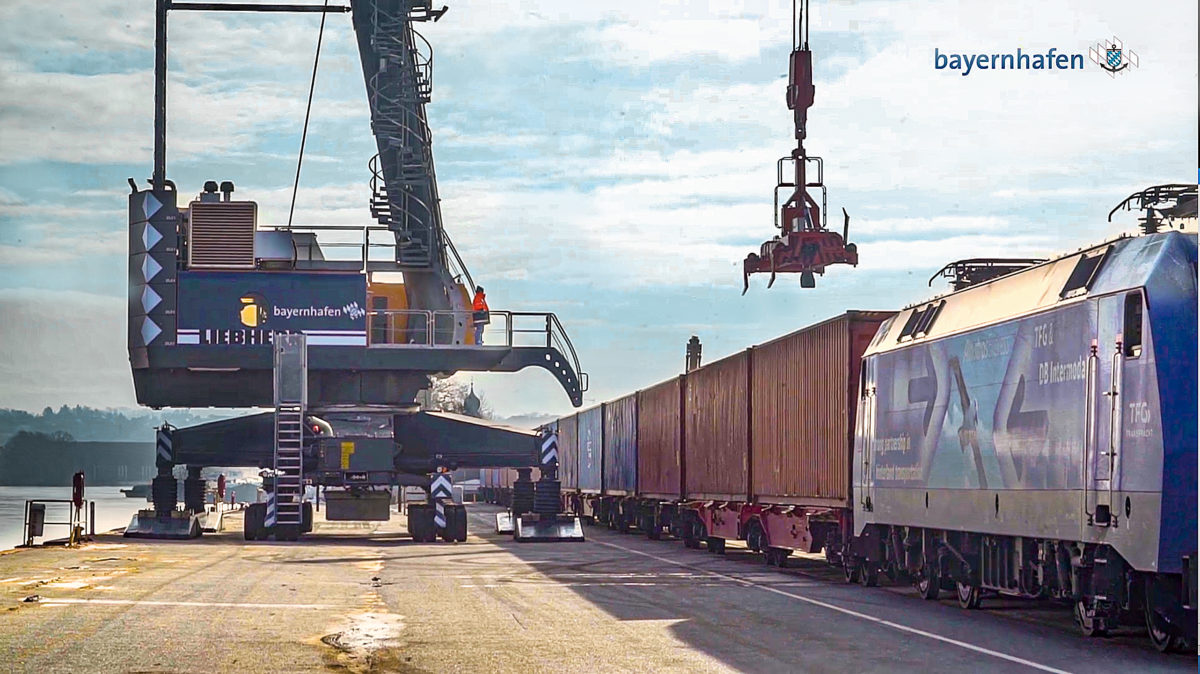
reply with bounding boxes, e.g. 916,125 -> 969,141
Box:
268,333 -> 307,537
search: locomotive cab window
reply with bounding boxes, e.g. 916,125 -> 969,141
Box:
1123,292 -> 1143,358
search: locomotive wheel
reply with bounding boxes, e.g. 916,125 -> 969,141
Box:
916,567 -> 940,600
858,561 -> 879,587
1074,600 -> 1109,638
1146,603 -> 1175,653
955,581 -> 982,609
844,557 -> 861,584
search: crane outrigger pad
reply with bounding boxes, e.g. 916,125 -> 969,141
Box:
124,509 -> 203,540
495,511 -> 515,534
514,514 -> 585,542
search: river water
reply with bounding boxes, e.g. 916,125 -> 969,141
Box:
0,486 -> 147,550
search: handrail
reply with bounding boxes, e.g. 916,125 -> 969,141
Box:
508,311 -> 587,391
366,308 -> 587,388
23,499 -> 92,546
441,229 -> 475,290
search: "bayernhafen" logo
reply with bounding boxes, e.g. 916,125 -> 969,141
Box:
934,38 -> 1138,77
177,295 -> 368,346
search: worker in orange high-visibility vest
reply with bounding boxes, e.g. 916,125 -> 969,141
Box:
472,286 -> 490,344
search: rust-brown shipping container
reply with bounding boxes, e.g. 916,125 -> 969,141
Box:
749,311 -> 893,507
685,351 -> 749,500
635,376 -> 683,499
557,413 -> 579,490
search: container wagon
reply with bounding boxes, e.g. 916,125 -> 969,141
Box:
671,312 -> 891,563
550,311 -> 891,559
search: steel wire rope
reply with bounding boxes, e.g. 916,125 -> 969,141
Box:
287,0 -> 330,228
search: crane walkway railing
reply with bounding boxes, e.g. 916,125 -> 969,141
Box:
368,309 -> 587,392
259,223 -> 473,288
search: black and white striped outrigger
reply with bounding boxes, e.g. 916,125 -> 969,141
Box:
494,429 -> 585,542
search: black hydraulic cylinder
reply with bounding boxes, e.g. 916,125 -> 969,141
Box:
151,475 -> 177,514
512,469 -> 535,517
183,466 -> 205,514
533,478 -> 561,516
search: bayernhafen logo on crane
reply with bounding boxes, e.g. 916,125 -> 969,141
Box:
1090,37 -> 1138,77
239,292 -> 269,327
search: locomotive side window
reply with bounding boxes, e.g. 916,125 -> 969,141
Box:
898,309 -> 923,341
1123,292 -> 1143,358
898,300 -> 945,341
1059,248 -> 1110,299
913,300 -> 945,338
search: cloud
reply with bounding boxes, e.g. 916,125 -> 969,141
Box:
586,18 -> 773,65
0,0 -> 1195,418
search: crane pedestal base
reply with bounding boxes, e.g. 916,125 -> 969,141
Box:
124,509 -> 203,539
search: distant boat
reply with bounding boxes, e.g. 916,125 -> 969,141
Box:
121,484 -> 151,499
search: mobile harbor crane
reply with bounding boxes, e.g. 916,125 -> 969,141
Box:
742,0 -> 859,292
125,0 -> 584,542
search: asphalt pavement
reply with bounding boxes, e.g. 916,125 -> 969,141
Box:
0,504 -> 1193,673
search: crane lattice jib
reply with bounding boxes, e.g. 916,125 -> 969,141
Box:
352,1 -> 447,270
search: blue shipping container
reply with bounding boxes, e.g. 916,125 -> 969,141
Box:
558,415 -> 578,490
602,394 -> 637,495
577,405 -> 603,493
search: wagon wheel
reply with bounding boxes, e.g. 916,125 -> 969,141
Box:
746,521 -> 765,556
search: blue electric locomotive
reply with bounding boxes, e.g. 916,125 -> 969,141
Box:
849,230 -> 1197,650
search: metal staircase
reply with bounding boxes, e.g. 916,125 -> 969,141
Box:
269,333 -> 308,538
360,0 -> 447,271
273,405 -> 305,528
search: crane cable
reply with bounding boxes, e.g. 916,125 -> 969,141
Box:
287,0 -> 330,228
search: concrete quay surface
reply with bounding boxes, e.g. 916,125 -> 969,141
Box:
0,504 -> 1193,673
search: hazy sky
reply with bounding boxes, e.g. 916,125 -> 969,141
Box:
0,0 -> 1195,418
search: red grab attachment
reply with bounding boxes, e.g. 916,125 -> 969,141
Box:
741,0 -> 858,293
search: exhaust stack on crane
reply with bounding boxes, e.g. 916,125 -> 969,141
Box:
742,0 -> 858,293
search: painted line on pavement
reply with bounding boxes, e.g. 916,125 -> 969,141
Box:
38,598 -> 339,609
592,539 -> 1072,674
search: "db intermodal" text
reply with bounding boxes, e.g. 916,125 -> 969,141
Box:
934,48 -> 1084,76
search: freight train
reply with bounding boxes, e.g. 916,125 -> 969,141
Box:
484,229 -> 1197,652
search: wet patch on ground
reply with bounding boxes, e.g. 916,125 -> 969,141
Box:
320,611 -> 428,673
